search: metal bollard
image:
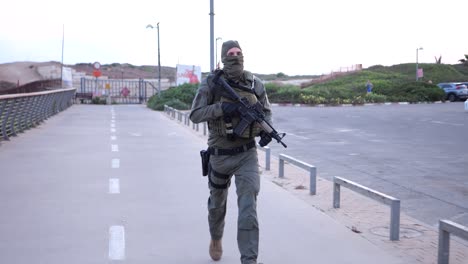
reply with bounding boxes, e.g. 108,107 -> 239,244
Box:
390,200 -> 401,241
265,147 -> 270,171
333,182 -> 341,208
279,158 -> 285,178
309,167 -> 317,195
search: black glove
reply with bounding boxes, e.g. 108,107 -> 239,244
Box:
221,102 -> 242,116
258,131 -> 272,147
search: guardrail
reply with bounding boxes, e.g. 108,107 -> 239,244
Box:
333,176 -> 401,240
0,88 -> 75,142
438,220 -> 468,264
279,154 -> 316,194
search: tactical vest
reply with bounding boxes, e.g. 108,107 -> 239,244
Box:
208,74 -> 263,139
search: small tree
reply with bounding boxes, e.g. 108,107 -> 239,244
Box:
276,72 -> 287,78
459,54 -> 468,66
434,55 -> 442,64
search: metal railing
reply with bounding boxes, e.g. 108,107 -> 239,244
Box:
438,220 -> 468,264
333,176 -> 401,240
279,154 -> 317,195
0,88 -> 75,142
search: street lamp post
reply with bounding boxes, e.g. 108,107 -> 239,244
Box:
416,47 -> 423,81
61,24 -> 64,87
210,0 -> 215,71
215,37 -> 222,69
146,22 -> 161,96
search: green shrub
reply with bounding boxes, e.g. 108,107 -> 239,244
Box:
163,99 -> 190,110
265,84 -> 302,103
352,96 -> 366,105
265,82 -> 283,95
147,83 -> 198,111
364,93 -> 387,103
91,96 -> 107,104
387,82 -> 445,103
299,94 -> 327,105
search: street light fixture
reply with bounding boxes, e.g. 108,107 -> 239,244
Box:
146,22 -> 161,96
416,47 -> 423,81
215,37 -> 222,69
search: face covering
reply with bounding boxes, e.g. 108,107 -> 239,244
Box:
223,55 -> 244,82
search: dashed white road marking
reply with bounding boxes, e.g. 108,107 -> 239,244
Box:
109,179 -> 120,194
110,109 -> 124,261
112,159 -> 120,168
430,120 -> 463,126
109,226 -> 125,260
337,129 -> 354,132
283,132 -> 309,140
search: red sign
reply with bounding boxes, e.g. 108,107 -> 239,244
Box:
417,68 -> 424,78
121,87 -> 130,97
93,70 -> 102,78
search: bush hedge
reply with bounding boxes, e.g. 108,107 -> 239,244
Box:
147,83 -> 198,110
146,63 -> 467,111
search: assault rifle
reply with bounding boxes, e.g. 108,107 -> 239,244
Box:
212,70 -> 287,148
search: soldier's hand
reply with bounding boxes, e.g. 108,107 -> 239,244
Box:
258,131 -> 272,147
221,102 -> 242,116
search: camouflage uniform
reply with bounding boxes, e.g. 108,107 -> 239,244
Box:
190,68 -> 272,264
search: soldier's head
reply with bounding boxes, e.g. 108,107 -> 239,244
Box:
221,40 -> 244,81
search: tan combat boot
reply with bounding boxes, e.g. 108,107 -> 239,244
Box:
209,239 -> 223,261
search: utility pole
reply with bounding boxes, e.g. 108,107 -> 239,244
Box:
61,24 -> 64,87
210,0 -> 214,72
146,22 -> 161,96
157,22 -> 161,96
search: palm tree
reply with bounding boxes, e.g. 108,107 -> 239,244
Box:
459,54 -> 468,66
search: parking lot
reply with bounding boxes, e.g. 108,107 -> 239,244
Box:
268,102 -> 468,227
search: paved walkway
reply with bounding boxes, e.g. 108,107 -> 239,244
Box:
0,104 -> 450,263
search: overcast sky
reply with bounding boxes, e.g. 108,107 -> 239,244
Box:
1,0 -> 467,76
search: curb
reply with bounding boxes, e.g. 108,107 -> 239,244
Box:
271,101 -> 445,107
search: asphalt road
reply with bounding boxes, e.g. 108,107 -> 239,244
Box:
267,102 -> 468,227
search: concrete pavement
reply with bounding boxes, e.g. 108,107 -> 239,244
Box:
0,104 -> 408,263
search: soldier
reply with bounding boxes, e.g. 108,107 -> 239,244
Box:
189,40 -> 273,264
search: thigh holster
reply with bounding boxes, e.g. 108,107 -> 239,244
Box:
208,164 -> 231,189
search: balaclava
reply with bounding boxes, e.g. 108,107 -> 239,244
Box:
221,40 -> 244,82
